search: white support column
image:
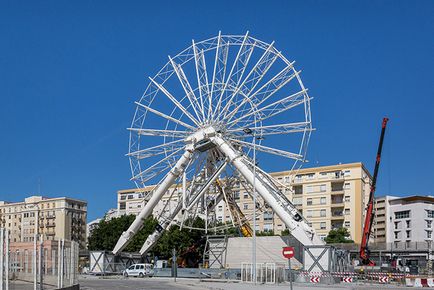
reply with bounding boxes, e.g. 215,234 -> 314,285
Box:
60,239 -> 64,288
33,234 -> 37,290
5,230 -> 8,290
211,134 -> 322,246
57,240 -> 61,288
113,148 -> 194,254
0,228 -> 4,290
38,235 -> 42,290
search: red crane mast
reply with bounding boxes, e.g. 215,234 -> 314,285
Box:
359,117 -> 389,265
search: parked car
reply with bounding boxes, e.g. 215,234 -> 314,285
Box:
123,263 -> 154,278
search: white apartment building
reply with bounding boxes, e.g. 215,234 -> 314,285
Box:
374,195 -> 434,247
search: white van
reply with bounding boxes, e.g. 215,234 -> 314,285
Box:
123,263 -> 154,278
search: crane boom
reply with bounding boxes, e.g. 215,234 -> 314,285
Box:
359,117 -> 389,265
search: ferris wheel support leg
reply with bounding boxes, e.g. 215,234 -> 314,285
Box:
113,148 -> 194,255
211,134 -> 323,246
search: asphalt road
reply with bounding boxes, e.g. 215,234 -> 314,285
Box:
78,276 -> 412,290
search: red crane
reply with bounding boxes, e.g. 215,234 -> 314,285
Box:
359,117 -> 389,265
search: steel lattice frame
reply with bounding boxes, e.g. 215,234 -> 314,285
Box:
113,32 -> 318,255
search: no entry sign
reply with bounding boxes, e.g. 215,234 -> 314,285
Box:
282,246 -> 295,259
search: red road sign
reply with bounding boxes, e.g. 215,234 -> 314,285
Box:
379,276 -> 389,283
282,246 -> 295,259
310,276 -> 320,283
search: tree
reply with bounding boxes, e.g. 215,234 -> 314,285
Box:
87,215 -> 157,252
324,227 -> 354,244
280,229 -> 290,236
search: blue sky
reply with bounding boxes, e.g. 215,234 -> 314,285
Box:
0,1 -> 433,221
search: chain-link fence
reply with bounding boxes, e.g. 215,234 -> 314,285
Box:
0,228 -> 79,290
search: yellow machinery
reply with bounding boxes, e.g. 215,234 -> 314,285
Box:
215,179 -> 253,237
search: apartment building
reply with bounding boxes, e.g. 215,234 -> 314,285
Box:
222,162 -> 372,243
117,162 -> 372,243
373,195 -> 434,246
0,196 -> 87,248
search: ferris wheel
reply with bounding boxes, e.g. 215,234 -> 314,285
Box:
113,32 -> 319,255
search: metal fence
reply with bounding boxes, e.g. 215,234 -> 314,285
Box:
0,228 -> 79,290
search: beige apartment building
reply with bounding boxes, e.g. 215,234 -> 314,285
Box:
0,196 -> 87,248
117,162 -> 372,244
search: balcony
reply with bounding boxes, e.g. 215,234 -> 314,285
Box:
331,210 -> 344,219
331,182 -> 344,194
331,222 -> 344,229
331,195 -> 344,205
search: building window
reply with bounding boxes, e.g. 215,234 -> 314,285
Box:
320,197 -> 326,205
263,224 -> 273,232
344,170 -> 351,177
344,208 -> 350,215
307,173 -> 314,180
320,209 -> 326,217
427,231 -> 432,239
319,172 -> 328,179
320,185 -> 326,192
306,210 -> 313,218
427,220 -> 432,228
395,210 -> 410,219
427,210 -> 434,218
263,212 -> 273,221
119,203 -> 126,210
344,221 -> 350,227
307,198 -> 313,206
344,196 -> 350,202
394,221 -> 399,229
292,197 -> 303,206
295,175 -> 302,182
406,220 -> 411,228
285,176 -> 290,183
293,186 -> 303,195
394,232 -> 399,239
406,230 -> 411,238
243,204 -> 248,210
120,195 -> 126,200
344,183 -> 350,190
306,186 -> 314,193
320,222 -> 326,230
127,195 -> 134,200
243,193 -> 249,198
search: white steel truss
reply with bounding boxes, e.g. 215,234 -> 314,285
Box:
115,33 -> 319,256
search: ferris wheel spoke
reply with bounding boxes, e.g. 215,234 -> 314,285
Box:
128,139 -> 184,159
222,42 -> 279,121
192,40 -> 209,121
135,101 -> 195,130
214,32 -> 251,121
149,77 -> 201,126
169,56 -> 203,122
217,45 -> 255,121
127,127 -> 190,138
210,43 -> 230,122
210,32 -> 224,120
131,147 -> 184,181
228,138 -> 303,161
244,63 -> 298,109
227,121 -> 312,136
227,89 -> 308,128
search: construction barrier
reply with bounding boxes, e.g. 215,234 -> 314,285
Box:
405,277 -> 434,287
